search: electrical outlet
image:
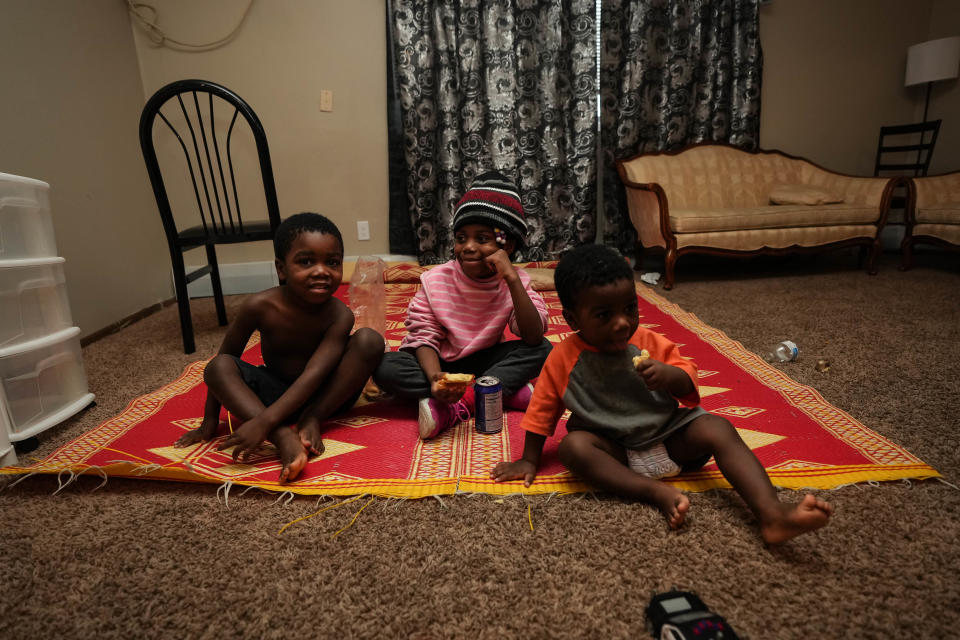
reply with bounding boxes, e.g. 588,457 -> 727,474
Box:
320,90 -> 334,112
357,220 -> 370,241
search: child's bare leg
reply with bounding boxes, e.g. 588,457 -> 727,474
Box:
760,494 -> 834,544
175,391 -> 222,447
666,415 -> 832,544
297,328 -> 385,455
559,430 -> 689,530
199,355 -> 309,481
202,354 -> 274,444
267,425 -> 309,483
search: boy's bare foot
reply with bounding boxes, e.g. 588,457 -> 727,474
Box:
760,493 -> 833,544
174,419 -> 219,447
274,427 -> 309,483
298,422 -> 326,457
650,484 -> 690,530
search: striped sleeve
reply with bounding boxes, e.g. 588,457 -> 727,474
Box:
400,286 -> 446,352
507,270 -> 550,336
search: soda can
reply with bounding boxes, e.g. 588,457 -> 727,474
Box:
474,376 -> 503,434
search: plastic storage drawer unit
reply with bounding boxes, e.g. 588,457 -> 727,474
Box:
0,172 -> 58,260
0,257 -> 73,349
0,390 -> 15,466
0,326 -> 94,441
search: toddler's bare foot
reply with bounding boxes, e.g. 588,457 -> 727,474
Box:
760,494 -> 833,544
650,484 -> 690,530
298,422 -> 325,457
174,419 -> 218,447
274,427 -> 309,483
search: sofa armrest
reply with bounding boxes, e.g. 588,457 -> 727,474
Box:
618,161 -> 671,250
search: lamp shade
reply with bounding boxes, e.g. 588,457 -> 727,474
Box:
905,36 -> 960,86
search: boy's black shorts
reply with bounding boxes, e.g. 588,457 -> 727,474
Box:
227,356 -> 359,421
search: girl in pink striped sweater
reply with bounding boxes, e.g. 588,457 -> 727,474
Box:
373,172 -> 552,439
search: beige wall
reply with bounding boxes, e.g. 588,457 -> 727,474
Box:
759,0 -> 934,175
925,0 -> 960,175
0,0 -> 171,338
760,0 -> 960,176
130,0 -> 390,261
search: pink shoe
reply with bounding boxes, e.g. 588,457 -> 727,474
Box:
418,397 -> 472,440
505,383 -> 535,411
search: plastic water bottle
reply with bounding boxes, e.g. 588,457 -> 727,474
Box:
764,340 -> 799,363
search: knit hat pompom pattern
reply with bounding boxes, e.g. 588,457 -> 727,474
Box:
453,171 -> 527,247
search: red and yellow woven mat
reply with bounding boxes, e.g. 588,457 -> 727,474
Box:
1,268 -> 939,497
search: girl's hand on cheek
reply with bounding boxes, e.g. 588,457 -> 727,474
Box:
484,250 -> 516,282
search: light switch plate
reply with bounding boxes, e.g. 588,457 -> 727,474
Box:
357,220 -> 370,240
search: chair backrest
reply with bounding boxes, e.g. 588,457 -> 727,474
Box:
874,120 -> 941,178
139,79 -> 281,242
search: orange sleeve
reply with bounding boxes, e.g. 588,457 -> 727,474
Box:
519,338 -> 577,437
634,330 -> 701,407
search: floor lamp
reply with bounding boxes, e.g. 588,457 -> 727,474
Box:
904,36 -> 960,171
905,36 -> 960,124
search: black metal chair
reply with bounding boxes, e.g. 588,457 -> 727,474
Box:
139,79 -> 281,353
874,120 -> 941,179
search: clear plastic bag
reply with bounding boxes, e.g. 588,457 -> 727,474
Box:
348,255 -> 386,340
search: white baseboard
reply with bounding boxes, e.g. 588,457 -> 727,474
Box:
181,255 -> 418,298
366,254 -> 418,262
182,261 -> 279,298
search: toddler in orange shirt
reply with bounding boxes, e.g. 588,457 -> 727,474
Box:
491,244 -> 832,544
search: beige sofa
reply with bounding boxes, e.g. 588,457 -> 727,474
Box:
617,143 -> 897,289
902,170 -> 960,269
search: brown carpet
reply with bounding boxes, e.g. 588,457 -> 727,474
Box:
2,251 -> 958,639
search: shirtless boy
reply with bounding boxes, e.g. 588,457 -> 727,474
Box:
491,244 -> 832,544
174,212 -> 384,482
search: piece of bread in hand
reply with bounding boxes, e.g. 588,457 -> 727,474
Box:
632,349 -> 651,369
437,373 -> 475,390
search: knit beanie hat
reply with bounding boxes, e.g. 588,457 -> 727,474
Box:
453,171 -> 527,247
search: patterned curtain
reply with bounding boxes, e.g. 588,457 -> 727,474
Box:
599,0 -> 762,251
389,0 -> 598,264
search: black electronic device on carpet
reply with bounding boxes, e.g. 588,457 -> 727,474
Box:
646,589 -> 740,639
